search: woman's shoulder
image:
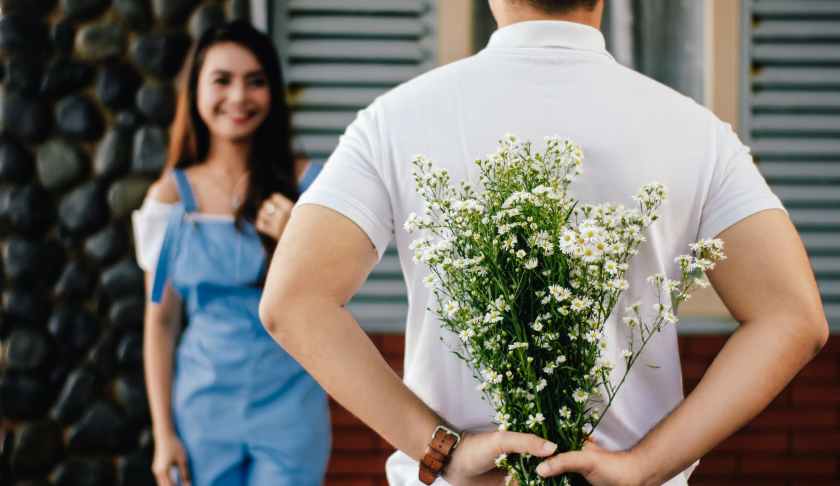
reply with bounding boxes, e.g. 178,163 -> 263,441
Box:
147,172 -> 181,204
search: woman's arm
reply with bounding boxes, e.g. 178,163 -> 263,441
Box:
140,178 -> 192,486
143,274 -> 182,440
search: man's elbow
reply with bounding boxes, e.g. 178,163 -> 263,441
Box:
259,291 -> 294,339
810,312 -> 830,354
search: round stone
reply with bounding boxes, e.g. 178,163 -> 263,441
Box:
0,373 -> 51,419
41,57 -> 94,97
113,0 -> 152,31
136,81 -> 174,124
5,329 -> 52,372
131,31 -> 190,78
96,62 -> 142,110
61,0 -> 110,20
55,94 -> 104,140
101,258 -> 144,300
115,332 -> 142,368
67,401 -> 130,452
76,22 -> 125,61
114,373 -> 147,423
3,288 -> 48,324
47,304 -> 99,352
132,125 -> 167,174
0,136 -> 34,183
94,127 -> 133,177
0,14 -> 48,56
53,260 -> 96,299
0,91 -> 51,142
152,0 -> 198,24
108,297 -> 143,329
9,420 -> 63,473
51,367 -> 98,423
115,110 -> 141,130
53,457 -> 115,486
85,224 -> 128,264
189,3 -> 225,39
86,329 -> 118,377
108,176 -> 151,218
2,184 -> 53,235
14,479 -> 54,486
229,0 -> 250,21
117,449 -> 154,486
0,0 -> 57,17
36,138 -> 88,190
59,181 -> 108,235
2,237 -> 63,283
4,55 -> 42,96
51,20 -> 75,55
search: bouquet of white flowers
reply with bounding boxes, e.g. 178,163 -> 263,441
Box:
405,135 -> 725,486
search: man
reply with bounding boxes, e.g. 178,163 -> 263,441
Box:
259,1 -> 829,484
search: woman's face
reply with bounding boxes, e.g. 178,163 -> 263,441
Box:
196,42 -> 271,142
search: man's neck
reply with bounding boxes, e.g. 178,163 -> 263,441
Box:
494,4 -> 603,30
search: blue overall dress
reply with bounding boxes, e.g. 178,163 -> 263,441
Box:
150,170 -> 330,486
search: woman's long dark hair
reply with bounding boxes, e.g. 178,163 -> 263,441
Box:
166,20 -> 298,260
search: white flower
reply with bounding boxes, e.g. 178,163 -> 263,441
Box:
548,285 -> 571,302
422,273 -> 438,288
570,297 -> 590,313
526,413 -> 545,428
524,258 -> 538,270
573,388 -> 589,403
621,349 -> 633,359
582,423 -> 593,435
535,379 -> 547,392
508,342 -> 529,351
495,454 -> 508,467
445,301 -> 460,318
559,406 -> 572,419
531,321 -> 544,332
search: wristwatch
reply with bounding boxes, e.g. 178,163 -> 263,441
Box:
419,425 -> 462,485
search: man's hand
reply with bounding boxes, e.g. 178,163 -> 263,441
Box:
444,431 -> 558,485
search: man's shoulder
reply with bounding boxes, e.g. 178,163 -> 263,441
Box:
371,55 -> 482,109
609,62 -> 718,123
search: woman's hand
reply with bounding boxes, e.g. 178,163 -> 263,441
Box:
152,431 -> 191,486
256,193 -> 294,240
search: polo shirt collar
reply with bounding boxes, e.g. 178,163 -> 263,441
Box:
487,20 -> 609,55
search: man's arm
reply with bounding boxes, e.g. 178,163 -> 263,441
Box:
535,209 -> 829,485
259,204 -> 558,484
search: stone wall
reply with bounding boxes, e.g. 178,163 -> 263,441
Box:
0,1 -> 249,485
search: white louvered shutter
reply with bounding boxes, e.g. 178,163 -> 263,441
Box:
741,0 -> 840,328
272,0 -> 437,332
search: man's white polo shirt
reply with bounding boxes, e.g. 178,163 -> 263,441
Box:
297,20 -> 783,486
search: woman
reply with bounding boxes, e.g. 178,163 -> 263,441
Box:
132,21 -> 330,486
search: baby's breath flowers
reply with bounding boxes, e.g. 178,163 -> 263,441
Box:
407,135 -> 725,486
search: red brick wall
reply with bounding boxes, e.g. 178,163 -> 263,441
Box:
326,334 -> 840,485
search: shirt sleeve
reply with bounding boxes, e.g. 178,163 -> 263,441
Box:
296,102 -> 394,260
131,198 -> 175,272
697,121 -> 786,240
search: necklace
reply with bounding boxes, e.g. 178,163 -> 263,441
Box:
206,169 -> 250,210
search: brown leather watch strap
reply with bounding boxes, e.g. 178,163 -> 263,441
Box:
419,426 -> 460,485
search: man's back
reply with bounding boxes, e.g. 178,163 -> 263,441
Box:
299,20 -> 782,486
